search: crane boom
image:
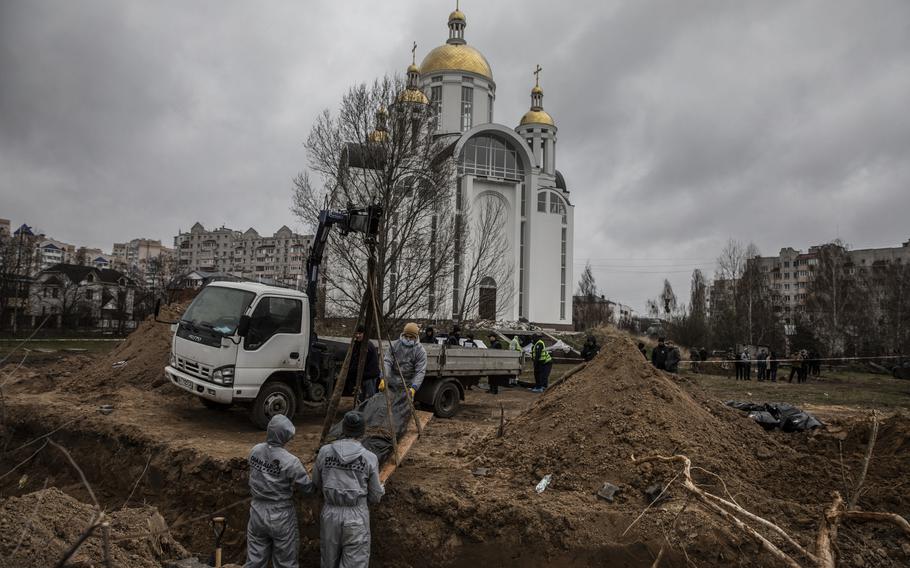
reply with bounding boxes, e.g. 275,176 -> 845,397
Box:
305,204 -> 382,345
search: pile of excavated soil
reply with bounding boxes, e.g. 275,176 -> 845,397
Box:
480,332 -> 798,507
375,331 -> 910,567
44,305 -> 187,400
0,487 -> 189,568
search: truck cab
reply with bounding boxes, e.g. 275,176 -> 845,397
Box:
164,281 -> 332,429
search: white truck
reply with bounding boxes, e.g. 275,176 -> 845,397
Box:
161,205 -> 522,429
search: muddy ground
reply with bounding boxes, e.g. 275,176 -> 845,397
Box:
1,321 -> 909,567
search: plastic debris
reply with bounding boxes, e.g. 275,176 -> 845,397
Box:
112,360 -> 128,369
726,401 -> 823,432
596,482 -> 621,502
472,467 -> 489,477
535,474 -> 552,493
99,404 -> 114,415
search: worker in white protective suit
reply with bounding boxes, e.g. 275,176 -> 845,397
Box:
244,414 -> 314,568
314,410 -> 385,567
380,321 -> 427,397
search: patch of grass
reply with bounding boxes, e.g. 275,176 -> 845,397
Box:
686,369 -> 910,410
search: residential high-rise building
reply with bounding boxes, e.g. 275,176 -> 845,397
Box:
174,223 -> 313,287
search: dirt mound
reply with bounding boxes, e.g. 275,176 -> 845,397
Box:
482,332 -> 787,497
373,331 -> 910,567
0,487 -> 189,568
52,305 -> 186,399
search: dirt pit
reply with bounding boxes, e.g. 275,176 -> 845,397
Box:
2,322 -> 910,567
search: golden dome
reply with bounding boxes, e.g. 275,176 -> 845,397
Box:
397,89 -> 430,105
531,85 -> 543,95
519,109 -> 555,126
420,43 -> 492,80
407,63 -> 419,74
367,129 -> 388,143
448,9 -> 466,22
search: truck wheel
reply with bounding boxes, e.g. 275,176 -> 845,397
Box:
251,382 -> 297,430
433,381 -> 461,418
199,397 -> 231,411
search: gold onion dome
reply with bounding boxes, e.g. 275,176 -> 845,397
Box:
519,109 -> 555,126
420,43 -> 493,80
520,77 -> 555,126
397,89 -> 430,104
420,5 -> 493,80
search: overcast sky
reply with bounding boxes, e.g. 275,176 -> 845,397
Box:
2,0 -> 909,312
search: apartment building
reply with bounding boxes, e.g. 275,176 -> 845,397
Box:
36,238 -> 77,271
174,223 -> 313,287
748,239 -> 910,325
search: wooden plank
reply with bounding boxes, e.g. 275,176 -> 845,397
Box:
379,410 -> 433,483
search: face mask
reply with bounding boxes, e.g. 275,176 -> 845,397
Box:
400,335 -> 417,347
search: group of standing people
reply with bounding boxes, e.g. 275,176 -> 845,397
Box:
787,349 -> 821,383
730,347 -> 821,383
249,322 -> 432,568
245,411 -> 383,568
650,337 -> 682,373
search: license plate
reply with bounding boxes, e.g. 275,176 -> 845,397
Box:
177,376 -> 194,390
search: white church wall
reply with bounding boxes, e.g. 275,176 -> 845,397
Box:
468,177 -> 520,321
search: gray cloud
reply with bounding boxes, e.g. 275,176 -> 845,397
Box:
2,0 -> 909,312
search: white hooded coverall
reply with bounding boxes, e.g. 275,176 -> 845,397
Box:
244,414 -> 313,568
313,438 -> 384,567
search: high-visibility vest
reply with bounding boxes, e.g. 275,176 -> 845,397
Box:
534,339 -> 552,364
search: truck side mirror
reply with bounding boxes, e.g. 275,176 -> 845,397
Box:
154,299 -> 161,318
237,315 -> 251,337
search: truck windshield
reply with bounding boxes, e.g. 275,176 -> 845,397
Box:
182,286 -> 255,335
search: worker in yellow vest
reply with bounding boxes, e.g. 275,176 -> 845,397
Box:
530,334 -> 553,393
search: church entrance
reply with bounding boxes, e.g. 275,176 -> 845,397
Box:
479,277 -> 497,320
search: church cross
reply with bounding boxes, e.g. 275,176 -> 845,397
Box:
534,64 -> 543,87
411,41 -> 417,65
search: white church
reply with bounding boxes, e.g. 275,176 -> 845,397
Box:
333,6 -> 575,328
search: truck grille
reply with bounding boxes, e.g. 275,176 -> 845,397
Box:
176,356 -> 212,381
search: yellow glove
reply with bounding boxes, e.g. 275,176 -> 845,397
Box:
378,378 -> 386,391
409,387 -> 416,399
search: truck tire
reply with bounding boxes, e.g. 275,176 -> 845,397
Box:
199,397 -> 231,411
433,381 -> 461,418
251,382 -> 297,430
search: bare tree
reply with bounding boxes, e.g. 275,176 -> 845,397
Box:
659,279 -> 677,317
0,228 -> 39,331
573,261 -> 612,330
292,75 -> 456,323
453,194 -> 513,322
805,241 -> 862,356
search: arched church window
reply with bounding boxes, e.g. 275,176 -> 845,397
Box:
459,134 -> 524,180
537,191 -> 547,212
549,191 -> 567,225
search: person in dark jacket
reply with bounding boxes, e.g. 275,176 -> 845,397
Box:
651,338 -> 668,370
664,341 -> 681,373
420,326 -> 437,344
768,351 -> 779,382
487,334 -> 503,349
463,334 -> 478,348
446,325 -> 462,346
699,347 -> 708,363
638,342 -> 647,359
580,336 -> 599,361
346,324 -> 380,402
